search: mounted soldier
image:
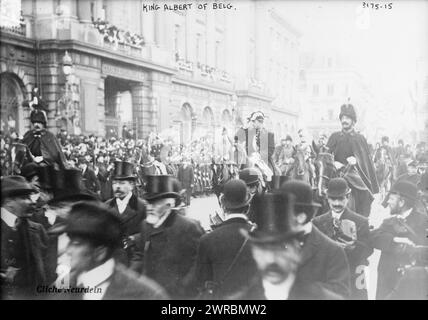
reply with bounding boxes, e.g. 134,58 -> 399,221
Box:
234,111 -> 277,189
326,103 -> 379,217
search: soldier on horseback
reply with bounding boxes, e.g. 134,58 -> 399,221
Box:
325,103 -> 379,217
234,111 -> 277,189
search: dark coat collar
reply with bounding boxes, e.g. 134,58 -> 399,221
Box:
300,225 -> 322,266
144,210 -> 178,237
218,216 -> 249,227
108,193 -> 140,211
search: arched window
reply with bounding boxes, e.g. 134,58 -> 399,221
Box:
180,103 -> 193,144
0,72 -> 27,135
202,106 -> 214,137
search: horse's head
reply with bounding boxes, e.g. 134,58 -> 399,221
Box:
293,146 -> 307,177
314,152 -> 336,196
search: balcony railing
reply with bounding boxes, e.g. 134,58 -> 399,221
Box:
0,23 -> 26,36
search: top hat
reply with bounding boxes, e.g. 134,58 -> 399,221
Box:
239,168 -> 260,186
220,179 -> 252,210
280,180 -> 321,222
241,191 -> 302,244
326,178 -> 351,198
49,201 -> 123,247
144,175 -> 180,202
30,109 -> 47,125
111,161 -> 136,180
1,175 -> 36,198
339,104 -> 357,123
48,168 -> 97,204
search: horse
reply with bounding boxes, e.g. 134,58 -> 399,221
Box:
313,152 -> 362,216
285,146 -> 314,186
374,148 -> 393,199
210,160 -> 237,206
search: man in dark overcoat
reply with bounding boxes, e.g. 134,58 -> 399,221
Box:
105,161 -> 147,264
177,156 -> 194,206
130,175 -> 205,299
1,176 -> 48,299
192,179 -> 258,299
78,156 -> 101,198
313,178 -> 373,299
229,191 -> 344,300
48,201 -> 168,300
280,180 -> 352,299
22,109 -> 67,169
326,103 -> 379,217
370,180 -> 428,300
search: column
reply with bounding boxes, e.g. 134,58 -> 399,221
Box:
130,83 -> 148,139
77,0 -> 92,23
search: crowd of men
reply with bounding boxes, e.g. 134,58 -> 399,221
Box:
1,102 -> 427,300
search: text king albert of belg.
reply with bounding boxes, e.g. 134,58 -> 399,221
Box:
142,2 -> 236,12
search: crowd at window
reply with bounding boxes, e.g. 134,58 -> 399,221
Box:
92,18 -> 145,47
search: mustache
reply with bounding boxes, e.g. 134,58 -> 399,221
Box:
263,264 -> 287,276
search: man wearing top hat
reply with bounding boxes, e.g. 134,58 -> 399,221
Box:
1,176 -> 49,299
280,180 -> 351,299
370,180 -> 428,300
44,167 -> 98,285
192,179 -> 258,299
130,175 -> 205,299
229,191 -> 343,300
326,103 -> 379,217
22,109 -> 67,169
105,161 -> 147,264
313,178 -> 373,299
48,201 -> 168,300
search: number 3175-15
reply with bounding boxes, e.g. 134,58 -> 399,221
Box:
362,2 -> 393,10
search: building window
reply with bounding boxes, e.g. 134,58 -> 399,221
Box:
328,109 -> 334,120
215,41 -> 220,68
196,33 -> 201,63
327,57 -> 333,68
312,84 -> 319,97
174,24 -> 180,55
248,39 -> 255,78
328,84 -> 334,96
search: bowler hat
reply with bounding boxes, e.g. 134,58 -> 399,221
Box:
326,178 -> 351,198
112,161 -> 136,180
1,175 -> 35,198
48,168 -> 96,204
339,104 -> 357,123
220,179 -> 252,210
285,134 -> 293,141
280,180 -> 321,222
21,162 -> 39,180
241,191 -> 302,244
144,175 -> 180,201
389,181 -> 418,202
49,201 -> 123,247
239,168 -> 260,186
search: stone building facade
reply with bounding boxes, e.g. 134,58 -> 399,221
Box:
1,0 -> 300,146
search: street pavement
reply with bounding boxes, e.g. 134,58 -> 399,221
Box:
185,192 -> 392,300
